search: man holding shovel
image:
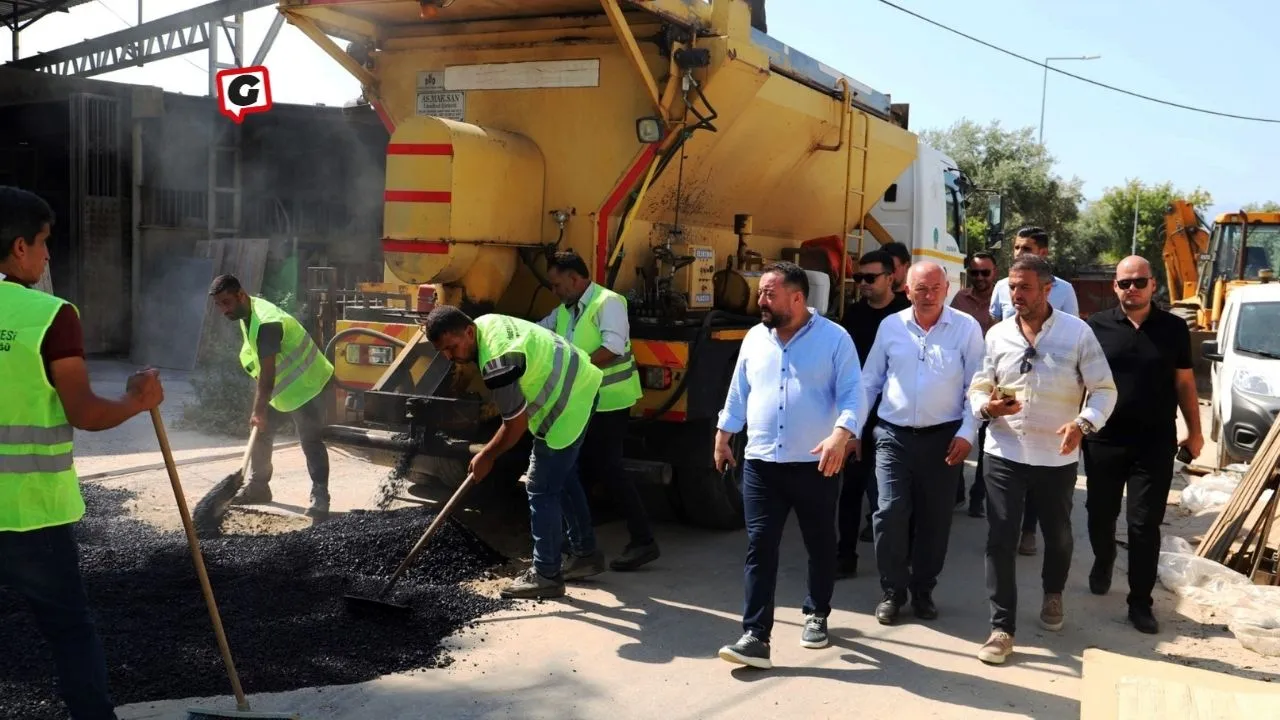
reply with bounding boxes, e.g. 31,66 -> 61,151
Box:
209,274 -> 334,519
424,306 -> 603,600
0,186 -> 164,720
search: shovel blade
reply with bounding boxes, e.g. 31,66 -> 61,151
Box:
343,592 -> 412,617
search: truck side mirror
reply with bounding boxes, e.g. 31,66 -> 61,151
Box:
1202,340 -> 1223,363
986,194 -> 1005,249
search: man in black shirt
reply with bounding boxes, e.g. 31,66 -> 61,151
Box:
836,249 -> 911,576
1084,256 -> 1204,634
882,241 -> 912,306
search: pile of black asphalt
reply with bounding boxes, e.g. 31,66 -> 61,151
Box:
1,483 -> 511,720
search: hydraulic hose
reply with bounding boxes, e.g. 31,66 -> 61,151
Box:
322,327 -> 410,394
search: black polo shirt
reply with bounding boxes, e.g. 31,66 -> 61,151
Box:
1087,305 -> 1192,444
841,292 -> 911,366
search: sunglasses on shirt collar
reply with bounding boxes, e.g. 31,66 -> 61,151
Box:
1020,346 -> 1037,374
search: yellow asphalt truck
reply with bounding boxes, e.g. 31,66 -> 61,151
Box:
284,0 -> 992,529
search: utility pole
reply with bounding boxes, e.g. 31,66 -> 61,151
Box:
1039,55 -> 1101,145
1131,182 -> 1142,255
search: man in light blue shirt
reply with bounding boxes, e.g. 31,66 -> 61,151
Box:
859,261 -> 986,626
713,262 -> 861,670
987,226 -> 1079,557
988,226 -> 1079,322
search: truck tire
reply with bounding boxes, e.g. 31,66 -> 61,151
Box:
674,430 -> 746,531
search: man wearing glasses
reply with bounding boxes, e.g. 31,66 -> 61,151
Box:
1084,256 -> 1203,634
989,226 -> 1079,556
836,249 -> 910,577
968,254 -> 1116,665
951,252 -> 999,517
857,261 -> 985,625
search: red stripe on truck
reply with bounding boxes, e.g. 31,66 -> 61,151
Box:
595,144 -> 660,280
387,143 -> 454,156
384,190 -> 451,203
381,240 -> 450,254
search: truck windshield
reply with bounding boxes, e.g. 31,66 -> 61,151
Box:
1235,301 -> 1280,358
1213,223 -> 1280,281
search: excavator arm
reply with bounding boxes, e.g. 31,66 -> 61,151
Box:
1163,199 -> 1211,304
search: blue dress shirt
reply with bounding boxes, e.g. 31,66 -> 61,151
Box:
717,309 -> 862,464
856,305 -> 986,445
989,275 -> 1079,321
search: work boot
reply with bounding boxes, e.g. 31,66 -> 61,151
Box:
500,568 -> 565,600
562,549 -> 607,581
718,633 -> 772,669
231,481 -> 272,506
911,589 -> 938,620
306,488 -> 330,521
1039,593 -> 1065,631
1018,531 -> 1037,556
610,540 -> 660,571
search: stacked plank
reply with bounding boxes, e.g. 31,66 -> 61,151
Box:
1196,414 -> 1280,584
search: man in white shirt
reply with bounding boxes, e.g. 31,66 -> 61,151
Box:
968,254 -> 1116,666
858,261 -> 986,625
988,226 -> 1079,557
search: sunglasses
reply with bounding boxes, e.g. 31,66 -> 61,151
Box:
1116,277 -> 1151,290
1020,346 -> 1037,374
967,268 -> 993,277
852,271 -> 888,284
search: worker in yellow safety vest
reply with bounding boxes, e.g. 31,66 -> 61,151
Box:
0,186 -> 164,720
425,306 -> 603,600
540,251 -> 659,571
208,274 -> 335,519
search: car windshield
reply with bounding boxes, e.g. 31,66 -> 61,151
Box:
1235,301 -> 1280,358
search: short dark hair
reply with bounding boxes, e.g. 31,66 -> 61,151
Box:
547,251 -> 590,280
1015,226 -> 1049,250
0,186 -> 55,261
762,261 -> 809,298
881,241 -> 910,266
1009,253 -> 1052,284
859,249 -> 894,274
208,274 -> 242,296
967,251 -> 997,268
424,305 -> 475,342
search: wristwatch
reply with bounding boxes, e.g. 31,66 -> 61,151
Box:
1074,417 -> 1096,436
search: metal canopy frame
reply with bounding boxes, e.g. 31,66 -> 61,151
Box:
2,0 -> 93,60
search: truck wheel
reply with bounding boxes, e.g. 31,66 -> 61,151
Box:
674,432 -> 746,531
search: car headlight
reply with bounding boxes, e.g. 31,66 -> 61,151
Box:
1233,369 -> 1278,398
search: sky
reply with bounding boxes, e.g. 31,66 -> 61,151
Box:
3,0 -> 1277,219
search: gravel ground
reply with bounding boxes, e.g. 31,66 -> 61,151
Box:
1,483 -> 512,720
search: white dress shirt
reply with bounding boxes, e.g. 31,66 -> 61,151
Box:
538,282 -> 628,355
857,305 -> 986,445
968,309 -> 1118,467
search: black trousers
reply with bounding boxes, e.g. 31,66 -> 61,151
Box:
741,460 -> 838,642
838,413 -> 879,559
248,390 -> 331,492
0,524 -> 118,720
580,408 -> 653,547
984,455 -> 1076,634
872,420 -> 962,596
1082,438 -> 1175,609
956,423 -> 988,508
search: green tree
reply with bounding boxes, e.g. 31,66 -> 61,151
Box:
1242,201 -> 1280,213
1071,180 -> 1213,295
920,119 -> 1086,266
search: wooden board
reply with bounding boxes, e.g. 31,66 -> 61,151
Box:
1082,648 -> 1280,720
1197,414 -> 1280,564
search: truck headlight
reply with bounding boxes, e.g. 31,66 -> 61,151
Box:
1233,369 -> 1278,398
368,345 -> 395,365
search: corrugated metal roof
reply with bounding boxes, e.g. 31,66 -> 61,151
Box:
1,0 -> 95,27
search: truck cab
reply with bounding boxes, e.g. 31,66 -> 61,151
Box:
1203,283 -> 1280,468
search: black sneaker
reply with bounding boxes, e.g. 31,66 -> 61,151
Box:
718,633 -> 772,669
1129,606 -> 1159,634
1089,560 -> 1113,595
876,591 -> 904,625
911,590 -> 938,620
609,541 -> 660,571
800,615 -> 829,649
968,502 -> 985,518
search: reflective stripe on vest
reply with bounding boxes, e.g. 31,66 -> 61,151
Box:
238,296 -> 334,413
526,335 -> 584,433
0,282 -> 86,531
271,335 -> 321,401
552,283 -> 642,412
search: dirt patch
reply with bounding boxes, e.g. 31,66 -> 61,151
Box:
218,507 -> 314,536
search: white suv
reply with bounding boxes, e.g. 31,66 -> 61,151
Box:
1203,283 -> 1280,468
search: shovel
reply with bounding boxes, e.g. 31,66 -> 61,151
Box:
344,472 -> 478,616
192,426 -> 259,537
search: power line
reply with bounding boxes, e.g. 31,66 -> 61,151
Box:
874,0 -> 1280,125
